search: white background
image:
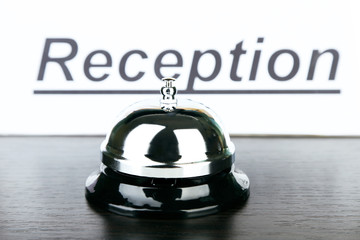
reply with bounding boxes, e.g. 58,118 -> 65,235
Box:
0,0 -> 360,135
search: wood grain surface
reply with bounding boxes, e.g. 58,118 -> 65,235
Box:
0,137 -> 359,240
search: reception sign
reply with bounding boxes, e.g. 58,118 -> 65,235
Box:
0,0 -> 359,135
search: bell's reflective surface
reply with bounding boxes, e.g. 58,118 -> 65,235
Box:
85,78 -> 250,218
101,98 -> 234,178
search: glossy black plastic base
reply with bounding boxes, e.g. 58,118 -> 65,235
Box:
85,164 -> 250,218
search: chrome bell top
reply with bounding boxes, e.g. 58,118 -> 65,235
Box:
101,78 -> 235,178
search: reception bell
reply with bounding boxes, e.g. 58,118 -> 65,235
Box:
85,77 -> 250,218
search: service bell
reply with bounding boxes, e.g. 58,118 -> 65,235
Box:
85,77 -> 250,218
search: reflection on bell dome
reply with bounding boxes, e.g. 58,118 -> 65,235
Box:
146,127 -> 181,163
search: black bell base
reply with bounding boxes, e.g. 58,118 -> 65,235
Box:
85,164 -> 250,218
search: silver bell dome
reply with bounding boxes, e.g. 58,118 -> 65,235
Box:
101,78 -> 234,178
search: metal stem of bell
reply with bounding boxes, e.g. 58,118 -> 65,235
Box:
160,77 -> 177,112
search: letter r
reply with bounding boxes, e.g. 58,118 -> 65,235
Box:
37,38 -> 78,80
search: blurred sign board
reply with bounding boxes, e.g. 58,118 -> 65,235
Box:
0,0 -> 359,135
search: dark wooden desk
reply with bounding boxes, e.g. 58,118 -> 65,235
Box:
0,137 -> 359,239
